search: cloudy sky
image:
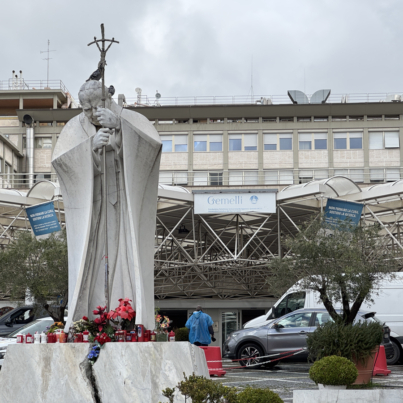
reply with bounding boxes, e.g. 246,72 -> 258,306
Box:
1,0 -> 402,103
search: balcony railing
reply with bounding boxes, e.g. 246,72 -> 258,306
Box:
125,92 -> 403,107
0,79 -> 69,94
0,169 -> 400,192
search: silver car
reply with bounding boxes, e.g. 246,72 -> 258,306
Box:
222,308 -> 393,368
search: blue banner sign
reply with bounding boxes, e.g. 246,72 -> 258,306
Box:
26,201 -> 61,236
324,198 -> 364,227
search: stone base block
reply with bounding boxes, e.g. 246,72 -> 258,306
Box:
0,342 -> 209,403
294,389 -> 403,403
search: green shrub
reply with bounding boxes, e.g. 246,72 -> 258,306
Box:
237,386 -> 283,403
175,327 -> 189,342
309,355 -> 358,386
307,320 -> 383,365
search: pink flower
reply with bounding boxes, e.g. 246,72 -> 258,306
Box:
82,316 -> 89,321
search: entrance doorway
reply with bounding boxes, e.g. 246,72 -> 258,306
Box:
221,311 -> 239,348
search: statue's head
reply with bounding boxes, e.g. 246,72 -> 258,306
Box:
78,80 -> 112,126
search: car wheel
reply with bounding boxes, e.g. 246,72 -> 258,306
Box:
387,339 -> 401,365
237,343 -> 264,369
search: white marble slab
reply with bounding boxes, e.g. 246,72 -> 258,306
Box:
0,344 -> 94,403
0,342 -> 209,403
294,389 -> 403,403
94,342 -> 209,403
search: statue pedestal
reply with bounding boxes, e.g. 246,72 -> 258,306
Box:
0,342 -> 209,403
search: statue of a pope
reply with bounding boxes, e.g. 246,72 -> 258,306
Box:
52,80 -> 161,330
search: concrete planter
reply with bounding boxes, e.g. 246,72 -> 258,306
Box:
318,384 -> 347,390
294,389 -> 403,402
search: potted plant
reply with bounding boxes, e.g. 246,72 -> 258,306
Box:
309,355 -> 358,389
307,320 -> 383,384
155,313 -> 171,342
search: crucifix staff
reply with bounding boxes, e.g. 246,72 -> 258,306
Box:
88,24 -> 119,312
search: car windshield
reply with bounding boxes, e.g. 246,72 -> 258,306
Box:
8,319 -> 54,338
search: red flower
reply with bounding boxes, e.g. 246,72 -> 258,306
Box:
82,316 -> 89,321
95,332 -> 111,345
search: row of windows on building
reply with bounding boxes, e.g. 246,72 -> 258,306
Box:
159,168 -> 402,186
161,131 -> 400,152
22,137 -> 53,149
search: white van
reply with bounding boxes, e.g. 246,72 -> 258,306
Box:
244,272 -> 403,365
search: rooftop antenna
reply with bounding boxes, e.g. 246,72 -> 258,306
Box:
155,90 -> 161,106
87,24 -> 119,312
40,40 -> 56,88
249,55 -> 254,103
135,87 -> 142,104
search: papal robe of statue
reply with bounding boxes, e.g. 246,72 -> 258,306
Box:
52,80 -> 161,331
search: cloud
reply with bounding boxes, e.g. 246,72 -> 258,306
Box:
1,0 -> 403,103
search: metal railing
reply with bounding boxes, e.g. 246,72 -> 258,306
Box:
124,92 -> 403,107
0,79 -> 69,94
158,169 -> 403,187
0,169 -> 401,191
0,173 -> 58,190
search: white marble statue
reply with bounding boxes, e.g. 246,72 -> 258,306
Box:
52,80 -> 161,331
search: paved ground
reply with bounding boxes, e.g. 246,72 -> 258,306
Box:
212,361 -> 403,402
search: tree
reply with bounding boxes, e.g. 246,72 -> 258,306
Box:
0,230 -> 68,323
267,216 -> 399,324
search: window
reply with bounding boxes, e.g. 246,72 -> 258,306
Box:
314,133 -> 327,150
161,135 -> 188,152
264,133 -> 292,151
194,135 -> 207,152
276,312 -> 312,329
209,172 -> 223,186
161,136 -> 172,152
370,169 -> 384,183
334,169 -> 364,183
349,132 -> 363,149
0,158 -> 2,172
34,137 -> 52,149
194,134 -> 222,152
334,132 -> 362,150
299,133 -> 328,150
299,170 -> 313,183
264,134 -> 277,150
159,171 -> 188,185
209,135 -> 222,151
193,172 -> 223,186
314,312 -> 333,326
386,169 -> 400,182
244,135 -> 257,151
334,133 -> 347,149
229,134 -> 242,151
264,170 -> 293,185
369,131 -> 400,149
229,171 -> 259,185
229,133 -> 257,151
279,134 -> 292,150
194,171 -> 208,185
229,171 -> 243,185
174,135 -> 188,152
299,133 -> 311,150
275,292 -> 306,317
369,169 -> 401,183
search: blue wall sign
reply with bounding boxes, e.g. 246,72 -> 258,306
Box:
26,201 -> 61,236
324,198 -> 364,228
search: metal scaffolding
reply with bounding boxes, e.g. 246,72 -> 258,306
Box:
1,177 -> 403,301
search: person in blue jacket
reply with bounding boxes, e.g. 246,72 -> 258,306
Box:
185,305 -> 216,346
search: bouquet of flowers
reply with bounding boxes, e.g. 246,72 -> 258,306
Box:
155,314 -> 171,333
107,298 -> 136,331
46,322 -> 65,334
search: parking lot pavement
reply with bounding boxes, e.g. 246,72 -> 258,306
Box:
213,362 -> 403,402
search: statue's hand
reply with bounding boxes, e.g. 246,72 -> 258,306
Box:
93,128 -> 113,151
94,107 -> 121,130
